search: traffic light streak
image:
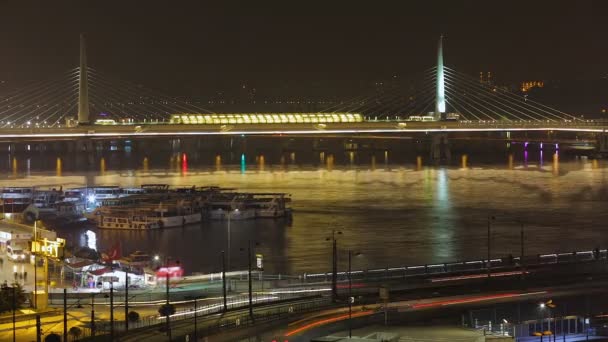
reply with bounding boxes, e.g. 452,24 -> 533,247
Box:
284,310 -> 375,337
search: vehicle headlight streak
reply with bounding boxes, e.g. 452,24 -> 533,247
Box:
156,295 -> 279,319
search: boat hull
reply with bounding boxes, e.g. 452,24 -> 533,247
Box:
98,213 -> 202,230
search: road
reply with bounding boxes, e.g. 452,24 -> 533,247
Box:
0,120 -> 606,141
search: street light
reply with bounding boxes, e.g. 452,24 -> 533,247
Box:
156,255 -> 177,340
348,250 -> 362,339
325,230 -> 342,302
185,295 -> 203,341
221,250 -> 227,312
240,241 -> 259,320
538,300 -> 556,341
487,216 -> 495,278
227,208 -> 239,270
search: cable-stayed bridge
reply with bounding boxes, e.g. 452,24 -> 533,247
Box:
0,35 -> 606,157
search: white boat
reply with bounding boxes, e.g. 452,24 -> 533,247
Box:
204,206 -> 256,221
245,193 -> 292,218
97,198 -> 204,230
23,201 -> 87,223
1,187 -> 34,213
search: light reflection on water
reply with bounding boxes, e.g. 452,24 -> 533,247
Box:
0,151 -> 606,276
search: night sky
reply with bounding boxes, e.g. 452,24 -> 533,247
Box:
0,1 -> 607,96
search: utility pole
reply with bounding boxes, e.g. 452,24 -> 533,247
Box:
222,250 -> 227,312
110,281 -> 114,340
332,236 -> 338,302
194,297 -> 198,341
487,217 -> 492,279
36,314 -> 41,342
63,288 -> 68,342
166,259 -> 171,339
348,250 -> 353,339
125,271 -> 129,332
248,240 -> 253,320
12,286 -> 16,342
91,293 -> 96,337
520,221 -> 524,260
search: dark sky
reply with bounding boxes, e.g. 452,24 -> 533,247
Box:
0,1 -> 607,95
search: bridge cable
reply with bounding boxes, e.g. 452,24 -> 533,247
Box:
445,70 -> 554,121
444,73 -> 538,121
444,67 -> 576,122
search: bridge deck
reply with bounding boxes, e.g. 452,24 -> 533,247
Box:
0,121 -> 606,140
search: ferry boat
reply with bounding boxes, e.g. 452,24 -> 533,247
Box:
203,205 -> 257,221
97,198 -> 204,230
1,187 -> 34,213
118,250 -> 152,270
245,193 -> 292,218
23,201 -> 86,224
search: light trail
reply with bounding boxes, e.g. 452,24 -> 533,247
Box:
157,295 -> 280,319
411,291 -> 548,309
0,126 -> 605,139
430,270 -> 529,283
284,310 -> 375,337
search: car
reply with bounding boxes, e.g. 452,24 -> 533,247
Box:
7,246 -> 27,262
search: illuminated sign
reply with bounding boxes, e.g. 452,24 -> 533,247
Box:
30,238 -> 66,259
256,253 -> 263,270
155,266 -> 184,278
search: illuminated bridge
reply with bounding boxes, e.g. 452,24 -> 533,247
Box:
0,35 -> 606,156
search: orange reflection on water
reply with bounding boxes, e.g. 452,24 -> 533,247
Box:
215,155 -> 222,171
552,152 -> 559,175
326,154 -> 334,171
100,158 -> 106,175
56,157 -> 62,177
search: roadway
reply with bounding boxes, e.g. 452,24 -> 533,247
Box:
125,280 -> 608,342
0,245 -> 605,341
0,120 -> 606,141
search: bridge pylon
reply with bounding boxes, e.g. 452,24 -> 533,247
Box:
435,35 -> 446,120
78,33 -> 90,125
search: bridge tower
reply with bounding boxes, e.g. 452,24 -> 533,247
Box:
78,33 -> 90,125
435,35 -> 446,120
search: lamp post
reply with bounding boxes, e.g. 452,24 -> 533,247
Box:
520,221 -> 525,262
227,208 -> 239,270
33,220 -> 37,310
348,250 -> 362,339
487,216 -> 496,279
539,300 -> 557,341
326,230 -> 342,302
240,241 -> 259,320
185,295 -> 202,341
247,241 -> 253,319
221,250 -> 227,312
125,270 -> 129,332
155,255 -> 173,339
90,293 -> 97,337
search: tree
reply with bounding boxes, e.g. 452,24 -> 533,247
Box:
69,326 -> 83,340
0,283 -> 27,313
128,310 -> 140,322
44,333 -> 61,342
158,304 -> 176,317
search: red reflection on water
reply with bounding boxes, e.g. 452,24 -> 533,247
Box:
181,153 -> 188,174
